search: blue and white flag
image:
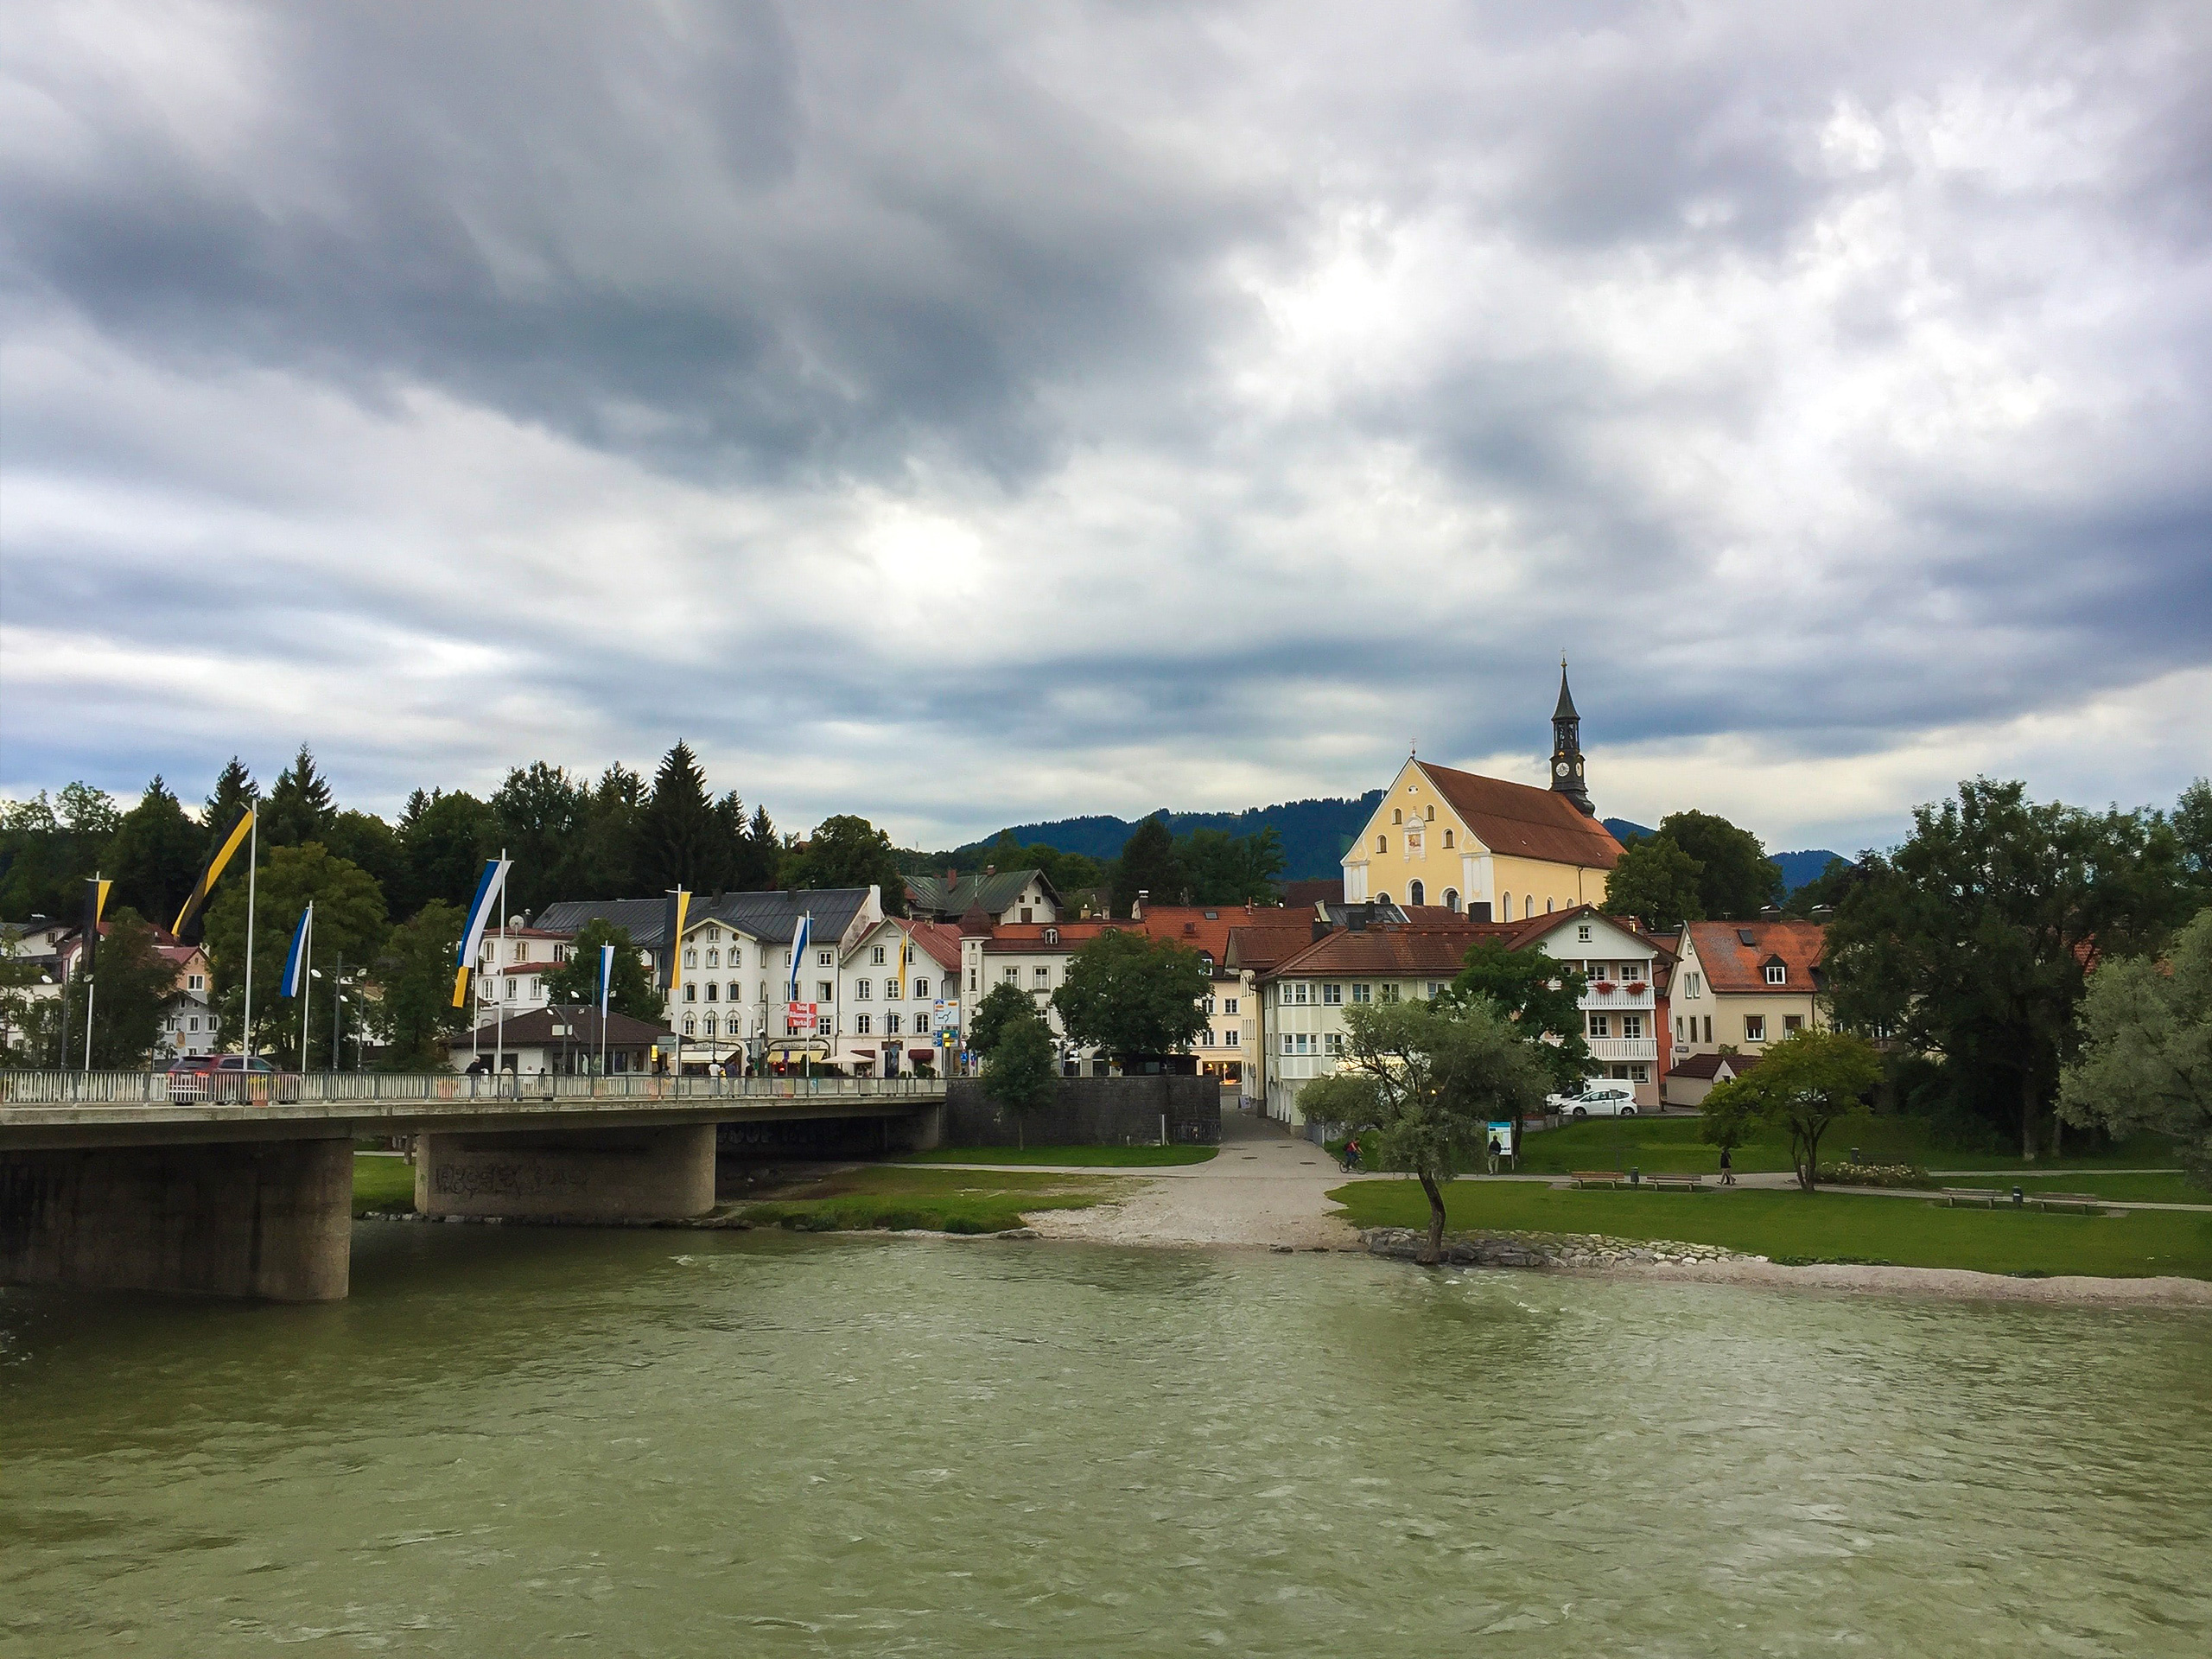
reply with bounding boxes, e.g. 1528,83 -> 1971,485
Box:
279,904 -> 313,999
787,914 -> 810,1001
598,942 -> 616,1007
450,855 -> 512,1007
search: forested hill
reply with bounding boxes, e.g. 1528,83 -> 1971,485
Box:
1606,817 -> 1844,893
956,793 -> 1385,880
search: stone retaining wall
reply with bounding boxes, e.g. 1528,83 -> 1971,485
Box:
943,1075 -> 1219,1147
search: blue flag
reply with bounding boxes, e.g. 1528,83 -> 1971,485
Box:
279,904 -> 312,999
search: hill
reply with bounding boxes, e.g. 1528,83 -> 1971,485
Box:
949,793 -> 1384,881
1605,818 -> 1845,893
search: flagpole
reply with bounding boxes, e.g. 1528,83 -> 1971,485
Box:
242,811 -> 259,1058
82,980 -> 96,1073
599,942 -> 612,1083
493,850 -> 509,1089
297,903 -> 314,1075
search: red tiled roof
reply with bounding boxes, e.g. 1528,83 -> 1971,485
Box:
1260,923 -> 1522,982
1667,1051 -> 1762,1081
1684,920 -> 1826,995
980,921 -> 1129,953
895,918 -> 964,971
1281,879 -> 1344,907
1129,904 -> 1298,967
1415,761 -> 1624,869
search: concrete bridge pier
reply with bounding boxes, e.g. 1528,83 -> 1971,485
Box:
415,1124 -> 717,1222
0,1139 -> 353,1302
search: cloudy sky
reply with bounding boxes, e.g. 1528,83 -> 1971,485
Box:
3,0 -> 2207,856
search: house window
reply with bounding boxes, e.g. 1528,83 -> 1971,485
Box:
1044,927 -> 1059,944
705,926 -> 720,943
1033,967 -> 1050,987
916,1014 -> 931,1035
1203,995 -> 1217,1014
1379,983 -> 1401,1002
1783,1014 -> 1804,1033
1443,830 -> 1454,849
1500,893 -> 1512,921
1425,804 -> 1435,821
705,982 -> 719,1002
1004,968 -> 1020,985
1351,983 -> 1371,1003
916,977 -> 934,1000
969,971 -> 978,992
1765,963 -> 1787,985
1745,1015 -> 1767,1043
683,949 -> 698,969
188,973 -> 205,991
1408,880 -> 1425,905
1622,1014 -> 1643,1039
1427,983 -> 1445,1000
188,1016 -> 200,1033
855,1014 -> 872,1035
873,945 -> 887,965
1376,835 -> 1388,853
1322,983 -> 1343,1005
683,984 -> 696,1003
1281,1033 -> 1295,1055
1577,925 -> 1592,943
818,951 -> 833,968
1686,973 -> 1702,998
727,982 -> 740,1002
1393,809 -> 1402,825
1546,898 -> 1555,912
705,949 -> 719,969
1443,889 -> 1459,912
1588,1013 -> 1611,1039
1222,997 -> 1238,1016
857,979 -> 873,1000
887,980 -> 901,1001
702,1015 -> 716,1036
1198,1027 -> 1214,1046
1325,1031 -> 1344,1056
887,1014 -> 901,1035
817,981 -> 834,1001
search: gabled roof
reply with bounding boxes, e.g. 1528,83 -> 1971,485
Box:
535,888 -> 876,951
1667,1051 -> 1761,1081
450,1007 -> 671,1048
1259,923 -> 1522,982
906,868 -> 1060,919
1413,760 -> 1623,869
979,920 -> 1128,953
1683,920 -> 1826,995
873,917 -> 963,972
1129,903 -> 1292,969
1224,913 -> 1331,974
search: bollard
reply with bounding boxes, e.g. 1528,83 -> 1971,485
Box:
2012,1186 -> 2024,1207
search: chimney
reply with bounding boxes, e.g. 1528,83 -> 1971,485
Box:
1759,906 -> 1782,921
1312,918 -> 1331,943
1811,904 -> 1835,919
1134,889 -> 1147,919
984,864 -> 995,877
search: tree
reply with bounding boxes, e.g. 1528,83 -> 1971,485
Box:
1179,828 -> 1287,905
1443,939 -> 1591,1093
1602,835 -> 1705,931
576,764 -> 646,898
1783,855 -> 1866,919
321,810 -> 406,912
1700,1030 -> 1881,1192
1825,778 -> 2188,1158
2172,779 -> 2212,910
1298,999 -> 1551,1264
2058,906 -> 2212,1189
370,900 -> 467,1070
1657,809 -> 1783,918
263,744 -> 336,847
733,802 -> 781,890
203,757 -> 259,832
0,785 -> 122,919
492,762 -> 588,913
638,742 -> 729,893
106,776 -> 206,925
541,921 -> 663,1022
0,925 -> 58,1064
982,1007 -> 1059,1147
64,908 -> 177,1068
1111,817 -> 1185,915
1052,930 -> 1211,1063
786,815 -> 906,910
399,790 -> 497,913
203,843 -> 390,1062
967,979 -> 1037,1058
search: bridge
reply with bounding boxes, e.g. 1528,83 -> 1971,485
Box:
1,1071 -> 948,1303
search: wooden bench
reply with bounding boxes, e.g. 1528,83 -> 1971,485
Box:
1938,1187 -> 2000,1208
2027,1192 -> 2108,1216
1647,1176 -> 1707,1193
1570,1171 -> 1626,1190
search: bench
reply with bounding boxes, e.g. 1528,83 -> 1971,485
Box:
2027,1192 -> 2108,1216
1647,1176 -> 1707,1193
1569,1171 -> 1626,1190
1938,1187 -> 2000,1209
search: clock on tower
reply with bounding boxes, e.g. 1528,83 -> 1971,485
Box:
1549,659 -> 1594,817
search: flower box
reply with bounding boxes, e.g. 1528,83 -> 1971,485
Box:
1591,981 -> 1617,995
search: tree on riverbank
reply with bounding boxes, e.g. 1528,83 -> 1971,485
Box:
1297,1000 -> 1550,1265
982,1007 -> 1058,1148
967,980 -> 1035,1059
1700,1029 -> 1881,1192
1052,930 -> 1210,1064
2058,906 -> 2212,1189
1442,939 -> 1590,1093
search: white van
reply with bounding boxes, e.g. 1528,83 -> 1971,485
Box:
1547,1083 -> 1637,1119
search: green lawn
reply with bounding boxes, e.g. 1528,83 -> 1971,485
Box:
1505,1114 -> 2180,1178
1933,1172 -> 2207,1206
1327,1179 -> 2212,1279
353,1153 -> 416,1214
895,1144 -> 1218,1167
734,1166 -> 1127,1235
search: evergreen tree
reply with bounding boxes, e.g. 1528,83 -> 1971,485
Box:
1111,816 -> 1185,915
577,764 -> 645,898
204,757 -> 260,840
321,810 -> 406,914
399,791 -> 498,913
493,762 -> 587,912
638,742 -> 728,893
106,776 -> 207,926
263,745 -> 336,846
734,802 -> 781,890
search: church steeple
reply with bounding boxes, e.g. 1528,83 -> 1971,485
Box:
1549,657 -> 1593,816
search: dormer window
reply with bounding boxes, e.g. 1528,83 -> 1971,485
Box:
1765,963 -> 1787,986
1043,926 -> 1059,944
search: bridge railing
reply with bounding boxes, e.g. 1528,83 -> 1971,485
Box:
0,1071 -> 949,1108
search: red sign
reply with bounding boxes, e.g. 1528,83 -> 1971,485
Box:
785,1002 -> 818,1033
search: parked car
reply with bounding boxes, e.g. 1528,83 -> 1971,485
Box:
162,1054 -> 298,1103
1547,1083 -> 1637,1120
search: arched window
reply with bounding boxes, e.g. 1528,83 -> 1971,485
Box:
682,1016 -> 696,1035
705,948 -> 719,969
1376,834 -> 1388,853
702,1015 -> 716,1036
1408,880 -> 1425,906
1393,808 -> 1403,824
727,982 -> 741,1002
1425,804 -> 1434,820
1375,892 -> 1390,905
683,948 -> 697,969
1500,893 -> 1511,920
1443,829 -> 1454,849
1444,889 -> 1459,912
1546,897 -> 1555,913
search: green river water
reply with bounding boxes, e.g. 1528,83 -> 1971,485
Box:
3,1224 -> 2209,1656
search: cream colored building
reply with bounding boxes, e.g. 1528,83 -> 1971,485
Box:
1670,921 -> 1827,1058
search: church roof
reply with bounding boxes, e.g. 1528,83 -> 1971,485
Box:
1414,761 -> 1623,870
1554,665 -> 1580,721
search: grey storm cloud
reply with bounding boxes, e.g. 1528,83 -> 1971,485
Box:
3,0 -> 2209,852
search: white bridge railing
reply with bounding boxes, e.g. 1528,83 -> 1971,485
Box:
0,1071 -> 949,1108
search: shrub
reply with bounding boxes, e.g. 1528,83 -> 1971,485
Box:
1815,1161 -> 1935,1189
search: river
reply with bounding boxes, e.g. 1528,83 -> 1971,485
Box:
3,1224 -> 2208,1656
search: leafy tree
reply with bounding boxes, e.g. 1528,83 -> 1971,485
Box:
2173,779 -> 2212,910
982,1007 -> 1059,1147
638,742 -> 729,893
0,785 -> 121,918
63,908 -> 178,1067
493,762 -> 588,913
577,764 -> 646,898
1657,809 -> 1783,918
106,776 -> 206,925
370,900 -> 467,1070
263,744 -> 336,847
1052,929 -> 1211,1063
1783,855 -> 1866,919
203,843 -> 390,1061
1444,939 -> 1591,1092
1297,999 -> 1551,1263
1179,827 -> 1287,905
1825,778 -> 2187,1158
541,920 -> 663,1022
1601,835 -> 1705,931
2058,906 -> 2212,1188
968,979 -> 1037,1058
1111,816 -> 1185,915
400,790 -> 497,913
203,757 -> 259,832
786,814 -> 906,911
0,925 -> 59,1064
1699,1029 -> 1879,1192
321,810 -> 406,911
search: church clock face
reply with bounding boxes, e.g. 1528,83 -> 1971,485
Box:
1554,761 -> 1570,777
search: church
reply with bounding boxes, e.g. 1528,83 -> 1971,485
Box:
1338,666 -> 1623,920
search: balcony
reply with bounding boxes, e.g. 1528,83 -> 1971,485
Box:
1580,983 -> 1655,1010
1585,1036 -> 1658,1064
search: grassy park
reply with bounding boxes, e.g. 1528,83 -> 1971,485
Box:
353,1152 -> 416,1214
895,1144 -> 1217,1167
731,1166 -> 1127,1234
1327,1179 -> 2212,1279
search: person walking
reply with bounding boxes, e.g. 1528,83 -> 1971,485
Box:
1341,1135 -> 1362,1173
1486,1134 -> 1502,1176
1719,1146 -> 1735,1186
